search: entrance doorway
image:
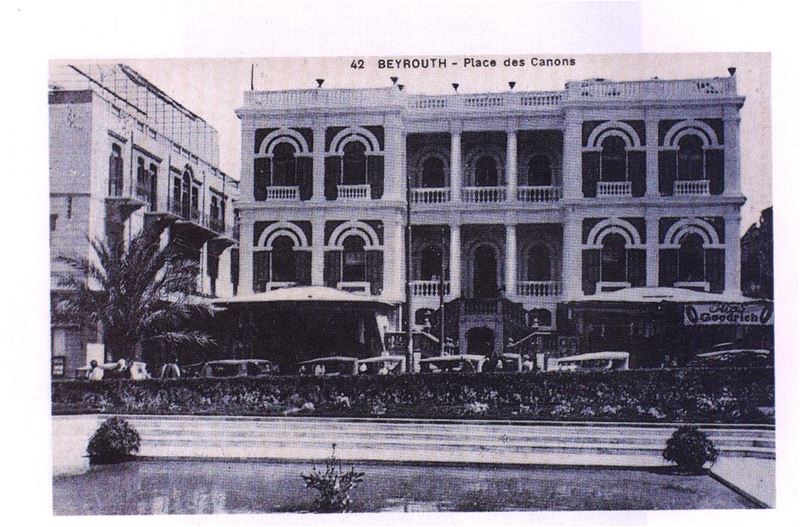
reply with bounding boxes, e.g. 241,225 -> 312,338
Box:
473,244 -> 498,298
466,327 -> 495,357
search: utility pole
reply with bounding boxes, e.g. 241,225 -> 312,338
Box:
439,225 -> 446,354
405,157 -> 413,373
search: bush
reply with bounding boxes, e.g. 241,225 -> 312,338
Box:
301,445 -> 364,512
662,425 -> 719,473
86,416 -> 141,464
52,367 -> 775,424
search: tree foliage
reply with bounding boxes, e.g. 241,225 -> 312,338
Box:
55,232 -> 218,362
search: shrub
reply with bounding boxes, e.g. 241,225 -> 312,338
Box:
86,416 -> 141,464
662,425 -> 719,473
301,445 -> 364,512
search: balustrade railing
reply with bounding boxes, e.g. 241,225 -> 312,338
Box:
266,186 -> 300,200
566,76 -> 735,100
597,181 -> 632,197
411,280 -> 450,297
516,281 -> 561,297
463,299 -> 499,315
462,186 -> 506,203
517,186 -> 562,203
673,179 -> 710,196
337,184 -> 371,200
411,188 -> 451,204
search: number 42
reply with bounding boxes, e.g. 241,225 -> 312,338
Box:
350,59 -> 364,69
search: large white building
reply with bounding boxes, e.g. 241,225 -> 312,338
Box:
49,64 -> 239,376
235,71 -> 750,364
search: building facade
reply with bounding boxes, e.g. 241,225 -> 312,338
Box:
235,72 -> 747,360
49,64 -> 239,376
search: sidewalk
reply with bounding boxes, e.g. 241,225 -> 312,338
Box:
709,456 -> 775,507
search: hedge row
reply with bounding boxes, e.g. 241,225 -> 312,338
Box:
52,368 -> 775,423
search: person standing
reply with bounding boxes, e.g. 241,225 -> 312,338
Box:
87,360 -> 104,381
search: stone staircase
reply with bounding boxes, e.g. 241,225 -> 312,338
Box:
93,415 -> 775,467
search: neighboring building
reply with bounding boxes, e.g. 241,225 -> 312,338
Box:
49,64 -> 239,377
741,207 -> 773,299
231,71 -> 767,367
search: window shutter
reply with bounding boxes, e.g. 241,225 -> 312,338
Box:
253,251 -> 270,292
627,248 -> 646,287
582,152 -> 599,198
324,156 -> 340,201
659,248 -> 678,287
658,151 -> 676,196
254,158 -> 270,201
706,248 -> 725,293
297,157 -> 313,201
628,151 -> 646,197
366,250 -> 384,295
706,149 -> 725,195
323,250 -> 341,287
295,250 -> 312,285
582,249 -> 601,295
367,155 -> 385,199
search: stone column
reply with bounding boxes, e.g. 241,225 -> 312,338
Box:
723,106 -> 741,195
562,113 -> 583,200
724,212 -> 742,294
506,127 -> 517,202
449,223 -> 461,298
645,213 -> 660,287
311,216 -> 325,286
240,123 -> 256,201
312,119 -> 326,202
562,212 -> 582,298
505,224 -> 517,296
645,117 -> 659,197
450,125 -> 462,202
238,220 -> 254,295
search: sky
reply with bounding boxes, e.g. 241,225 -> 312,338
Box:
118,53 -> 772,233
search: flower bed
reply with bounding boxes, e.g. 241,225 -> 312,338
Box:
52,368 -> 774,423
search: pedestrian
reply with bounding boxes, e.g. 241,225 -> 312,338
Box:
160,357 -> 181,379
87,360 -> 104,381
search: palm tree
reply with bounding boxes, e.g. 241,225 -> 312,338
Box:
54,232 -> 218,363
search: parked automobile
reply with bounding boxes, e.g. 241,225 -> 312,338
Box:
547,351 -> 630,372
297,356 -> 359,376
356,355 -> 406,375
201,359 -> 278,378
419,354 -> 487,373
689,346 -> 771,368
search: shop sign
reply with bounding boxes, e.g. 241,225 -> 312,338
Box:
684,302 -> 773,326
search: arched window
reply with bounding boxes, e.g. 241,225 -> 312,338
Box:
526,244 -> 552,281
342,235 -> 367,282
677,233 -> 705,282
600,233 -> 627,282
419,245 -> 443,280
474,156 -> 499,187
527,154 -> 552,186
342,142 -> 367,185
272,142 -> 297,186
271,236 -> 296,283
600,136 -> 626,181
677,135 -> 704,180
421,157 -> 445,188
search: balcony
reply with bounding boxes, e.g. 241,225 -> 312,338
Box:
337,184 -> 371,200
168,202 -> 219,248
673,179 -> 710,196
596,181 -> 632,197
411,280 -> 450,297
411,188 -> 451,204
106,176 -> 145,221
517,186 -> 562,203
462,186 -> 506,203
265,186 -> 299,200
516,281 -> 561,297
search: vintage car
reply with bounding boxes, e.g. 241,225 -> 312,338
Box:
355,355 -> 406,375
297,356 -> 359,376
201,359 -> 279,378
547,351 -> 630,372
418,354 -> 487,373
689,346 -> 772,367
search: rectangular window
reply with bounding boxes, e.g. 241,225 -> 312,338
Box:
148,163 -> 158,210
50,214 -> 57,232
66,197 -> 72,219
108,144 -> 123,196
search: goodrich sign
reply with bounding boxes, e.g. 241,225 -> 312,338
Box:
684,302 -> 774,325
